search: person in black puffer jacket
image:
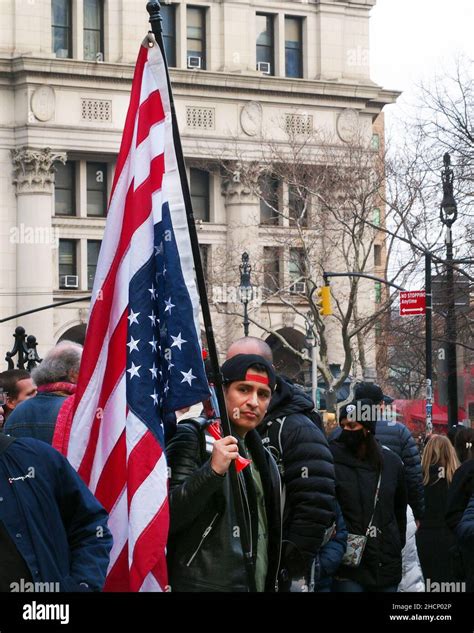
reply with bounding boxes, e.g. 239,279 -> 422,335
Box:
331,400 -> 407,592
260,376 -> 336,581
455,493 -> 474,592
227,337 -> 336,591
445,430 -> 474,533
331,382 -> 424,523
166,354 -> 282,592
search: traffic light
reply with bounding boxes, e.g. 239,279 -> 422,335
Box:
317,285 -> 332,316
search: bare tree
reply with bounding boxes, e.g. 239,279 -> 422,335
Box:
208,121 -> 421,402
373,57 -> 474,398
200,60 -> 473,411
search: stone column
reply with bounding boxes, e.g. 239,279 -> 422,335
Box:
11,147 -> 66,356
221,163 -> 261,348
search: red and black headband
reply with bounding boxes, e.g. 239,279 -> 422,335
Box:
221,354 -> 276,391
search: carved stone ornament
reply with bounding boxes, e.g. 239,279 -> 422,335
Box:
11,147 -> 66,194
221,161 -> 261,201
336,108 -> 360,143
282,311 -> 296,328
30,85 -> 56,122
240,101 -> 263,137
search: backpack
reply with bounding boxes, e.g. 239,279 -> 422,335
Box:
262,417 -> 287,476
177,416 -> 212,463
263,410 -> 325,476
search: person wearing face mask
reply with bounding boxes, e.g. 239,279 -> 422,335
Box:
329,399 -> 408,592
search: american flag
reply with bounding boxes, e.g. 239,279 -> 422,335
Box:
53,37 -> 210,592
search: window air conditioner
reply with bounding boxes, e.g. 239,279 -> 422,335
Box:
257,61 -> 271,74
60,275 -> 79,289
187,56 -> 202,69
290,281 -> 306,294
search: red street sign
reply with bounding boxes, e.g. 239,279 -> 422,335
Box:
399,290 -> 426,317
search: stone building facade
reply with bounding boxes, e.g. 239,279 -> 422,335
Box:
0,0 -> 396,383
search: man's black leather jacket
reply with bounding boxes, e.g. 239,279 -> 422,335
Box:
166,417 -> 282,592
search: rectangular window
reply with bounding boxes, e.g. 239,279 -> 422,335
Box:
260,175 -> 279,225
256,14 -> 274,75
59,239 -> 77,280
289,248 -> 306,294
374,281 -> 382,303
161,4 -> 176,67
187,6 -> 206,69
87,162 -> 108,217
84,0 -> 104,61
371,134 -> 380,150
87,240 -> 101,290
190,168 -> 210,222
374,244 -> 382,267
289,185 -> 308,227
373,208 -> 381,226
52,0 -> 72,58
55,162 -> 75,216
263,247 -> 280,297
289,248 -> 305,280
285,17 -> 303,78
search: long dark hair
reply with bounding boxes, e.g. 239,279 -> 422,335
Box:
358,432 -> 383,472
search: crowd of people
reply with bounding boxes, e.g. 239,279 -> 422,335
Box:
0,336 -> 473,593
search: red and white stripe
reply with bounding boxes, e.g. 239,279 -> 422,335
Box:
53,38 -> 200,592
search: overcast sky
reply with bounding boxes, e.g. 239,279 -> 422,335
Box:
370,0 -> 474,128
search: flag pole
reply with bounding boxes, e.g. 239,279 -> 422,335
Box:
146,1 -> 257,592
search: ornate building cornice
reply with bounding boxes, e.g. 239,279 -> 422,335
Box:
11,147 -> 66,194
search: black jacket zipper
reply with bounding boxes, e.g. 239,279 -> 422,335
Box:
185,512 -> 219,567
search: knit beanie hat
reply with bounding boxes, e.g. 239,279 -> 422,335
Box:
339,398 -> 377,434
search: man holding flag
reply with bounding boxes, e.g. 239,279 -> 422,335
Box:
166,354 -> 282,592
53,19 -> 211,591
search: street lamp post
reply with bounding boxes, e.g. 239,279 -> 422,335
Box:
439,152 -> 458,431
305,311 -> 319,409
239,252 -> 253,337
425,251 -> 433,435
5,326 -> 42,371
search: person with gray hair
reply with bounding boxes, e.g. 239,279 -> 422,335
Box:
4,341 -> 82,444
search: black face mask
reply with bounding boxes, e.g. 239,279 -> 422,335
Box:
339,428 -> 366,452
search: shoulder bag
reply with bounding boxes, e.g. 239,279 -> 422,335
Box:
341,471 -> 382,568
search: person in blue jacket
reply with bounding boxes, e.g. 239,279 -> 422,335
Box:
315,501 -> 348,592
455,493 -> 474,592
0,403 -> 112,592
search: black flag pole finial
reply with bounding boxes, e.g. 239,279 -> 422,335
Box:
147,1 -> 163,36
